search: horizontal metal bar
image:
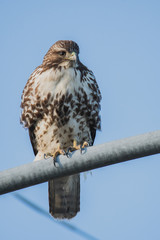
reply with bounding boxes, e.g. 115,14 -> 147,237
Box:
0,130 -> 160,195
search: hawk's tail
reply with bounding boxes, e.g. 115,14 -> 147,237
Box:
48,174 -> 80,219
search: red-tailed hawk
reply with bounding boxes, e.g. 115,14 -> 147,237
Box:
21,40 -> 101,219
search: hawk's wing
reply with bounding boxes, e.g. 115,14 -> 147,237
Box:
79,63 -> 101,146
21,66 -> 44,156
29,125 -> 38,155
90,127 -> 96,145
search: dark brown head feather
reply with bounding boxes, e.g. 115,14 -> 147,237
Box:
43,40 -> 79,67
51,40 -> 79,54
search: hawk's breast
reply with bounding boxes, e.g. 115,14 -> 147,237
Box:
34,67 -> 92,160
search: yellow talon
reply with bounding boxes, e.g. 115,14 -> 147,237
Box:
51,146 -> 65,159
73,139 -> 89,150
73,139 -> 81,150
44,145 -> 66,165
81,141 -> 89,148
67,140 -> 89,154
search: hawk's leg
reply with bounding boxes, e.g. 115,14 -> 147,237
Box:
67,140 -> 89,154
80,141 -> 89,153
44,145 -> 67,166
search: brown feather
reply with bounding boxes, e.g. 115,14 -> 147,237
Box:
20,40 -> 101,219
49,174 -> 80,219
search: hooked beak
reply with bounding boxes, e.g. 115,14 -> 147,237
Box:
65,52 -> 77,61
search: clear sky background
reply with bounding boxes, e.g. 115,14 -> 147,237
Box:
0,1 -> 160,239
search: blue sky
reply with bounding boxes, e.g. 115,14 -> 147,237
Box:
0,1 -> 160,239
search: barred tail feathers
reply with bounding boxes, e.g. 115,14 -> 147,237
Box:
48,174 -> 80,219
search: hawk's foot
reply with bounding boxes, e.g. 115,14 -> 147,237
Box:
80,141 -> 89,153
67,140 -> 89,155
44,146 -> 67,166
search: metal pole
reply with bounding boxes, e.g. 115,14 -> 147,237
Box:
0,130 -> 160,195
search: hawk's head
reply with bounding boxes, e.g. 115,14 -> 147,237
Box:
43,40 -> 80,68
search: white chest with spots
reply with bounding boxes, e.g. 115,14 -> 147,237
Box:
37,67 -> 79,97
34,67 -> 92,160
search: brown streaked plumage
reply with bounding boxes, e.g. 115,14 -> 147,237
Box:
21,40 -> 101,219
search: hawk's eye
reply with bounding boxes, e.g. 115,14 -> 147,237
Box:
58,51 -> 66,56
